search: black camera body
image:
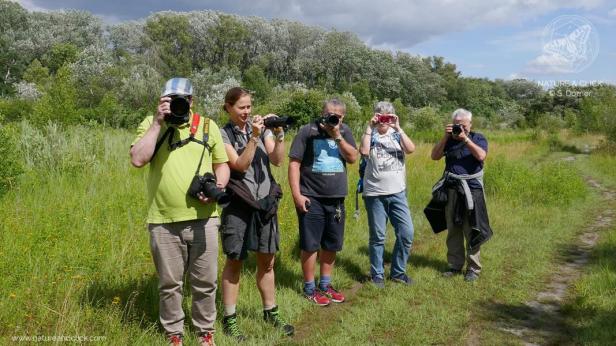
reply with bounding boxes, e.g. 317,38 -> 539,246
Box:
188,172 -> 230,206
263,115 -> 296,129
319,113 -> 340,127
452,124 -> 464,136
166,95 -> 191,124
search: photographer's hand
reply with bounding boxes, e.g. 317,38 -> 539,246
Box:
318,122 -> 341,139
370,114 -> 379,128
455,129 -> 468,142
391,114 -> 401,131
156,97 -> 171,125
445,123 -> 453,138
197,192 -> 214,204
251,115 -> 264,137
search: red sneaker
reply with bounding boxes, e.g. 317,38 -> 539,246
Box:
168,334 -> 183,346
320,284 -> 345,303
304,290 -> 330,306
198,332 -> 215,346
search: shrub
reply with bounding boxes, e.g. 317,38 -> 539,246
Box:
410,106 -> 443,131
0,123 -> 24,195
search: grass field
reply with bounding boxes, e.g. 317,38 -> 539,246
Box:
0,122 -> 614,345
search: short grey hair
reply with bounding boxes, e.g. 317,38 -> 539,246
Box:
322,98 -> 346,114
374,101 -> 395,114
451,108 -> 472,121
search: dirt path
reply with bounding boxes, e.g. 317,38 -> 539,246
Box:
496,177 -> 615,345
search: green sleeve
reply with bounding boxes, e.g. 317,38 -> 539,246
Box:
131,116 -> 154,147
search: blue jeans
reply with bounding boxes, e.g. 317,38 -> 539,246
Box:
363,190 -> 414,280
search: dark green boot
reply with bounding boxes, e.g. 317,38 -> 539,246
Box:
263,305 -> 294,336
222,313 -> 247,342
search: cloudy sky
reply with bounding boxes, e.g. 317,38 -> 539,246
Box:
16,0 -> 616,84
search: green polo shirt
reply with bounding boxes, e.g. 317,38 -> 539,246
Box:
132,115 -> 228,223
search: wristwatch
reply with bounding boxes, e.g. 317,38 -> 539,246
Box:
464,137 -> 471,144
334,135 -> 343,144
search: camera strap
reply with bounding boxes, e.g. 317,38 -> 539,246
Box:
194,117 -> 211,175
152,114 -> 212,160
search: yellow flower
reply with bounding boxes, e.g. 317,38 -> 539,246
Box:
9,293 -> 16,299
112,296 -> 121,305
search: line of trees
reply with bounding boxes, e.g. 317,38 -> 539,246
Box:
0,0 -> 614,139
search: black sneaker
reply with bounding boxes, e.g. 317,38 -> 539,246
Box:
222,313 -> 247,342
464,271 -> 480,282
371,276 -> 385,288
442,269 -> 463,278
389,274 -> 414,285
263,305 -> 294,336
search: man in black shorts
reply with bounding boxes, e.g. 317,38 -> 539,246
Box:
288,98 -> 358,306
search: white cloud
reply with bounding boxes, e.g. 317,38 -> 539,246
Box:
18,0 -> 606,49
15,0 -> 48,12
525,53 -> 574,74
507,73 -> 527,80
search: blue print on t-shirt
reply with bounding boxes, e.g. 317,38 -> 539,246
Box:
312,138 -> 344,173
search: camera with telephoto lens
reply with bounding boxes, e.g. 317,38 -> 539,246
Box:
165,95 -> 191,124
188,172 -> 230,205
452,124 -> 464,136
263,115 -> 296,129
319,112 -> 340,127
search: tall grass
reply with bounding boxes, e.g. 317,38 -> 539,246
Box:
0,122 -> 605,345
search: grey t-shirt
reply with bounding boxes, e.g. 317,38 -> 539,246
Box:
363,128 -> 406,196
288,121 -> 357,198
221,123 -> 273,200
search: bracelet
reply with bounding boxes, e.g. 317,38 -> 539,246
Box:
364,132 -> 372,136
464,137 -> 470,144
249,136 -> 260,144
276,133 -> 285,142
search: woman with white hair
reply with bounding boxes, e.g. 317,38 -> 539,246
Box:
359,101 -> 416,287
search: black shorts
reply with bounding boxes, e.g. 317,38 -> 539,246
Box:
297,197 -> 345,252
221,202 -> 279,260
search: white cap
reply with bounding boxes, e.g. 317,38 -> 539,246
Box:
161,77 -> 193,97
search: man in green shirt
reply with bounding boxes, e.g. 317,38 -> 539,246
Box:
130,78 -> 229,346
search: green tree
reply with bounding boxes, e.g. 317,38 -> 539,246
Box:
22,59 -> 50,86
243,65 -> 271,100
33,66 -> 80,125
145,13 -> 194,76
207,14 -> 250,69
0,0 -> 29,94
42,43 -> 79,74
350,80 -> 372,106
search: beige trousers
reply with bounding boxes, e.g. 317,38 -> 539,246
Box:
148,217 -> 220,336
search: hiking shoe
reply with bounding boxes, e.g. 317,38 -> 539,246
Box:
442,269 -> 463,278
168,334 -> 183,346
198,332 -> 215,346
319,284 -> 345,303
390,274 -> 414,285
304,290 -> 330,306
263,305 -> 295,336
464,271 -> 480,282
222,313 -> 246,342
371,276 -> 385,288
